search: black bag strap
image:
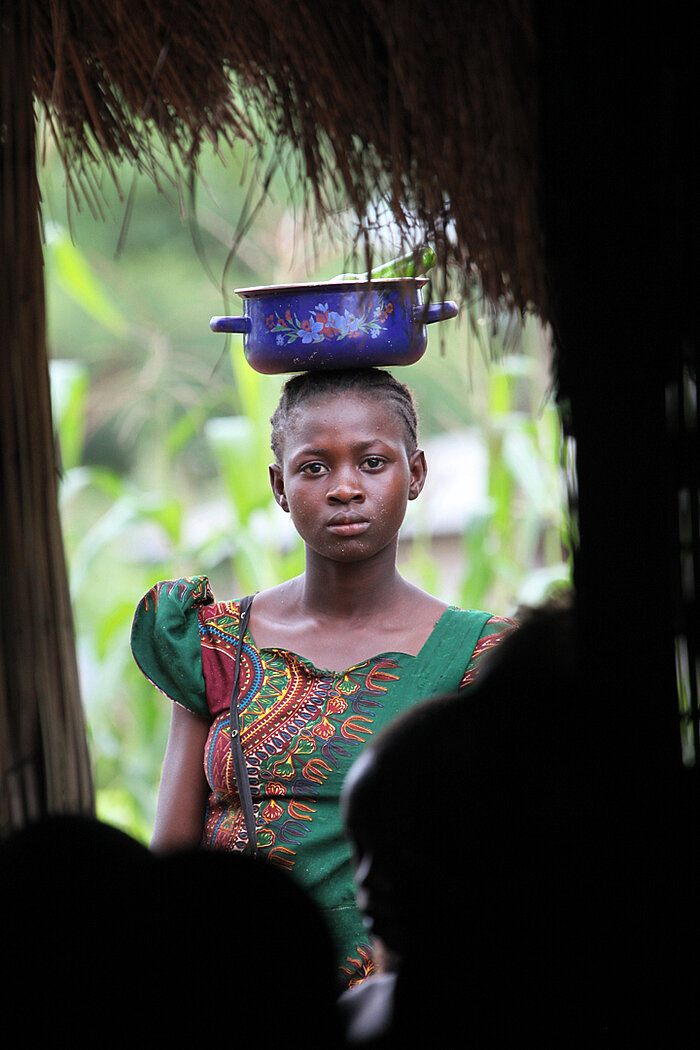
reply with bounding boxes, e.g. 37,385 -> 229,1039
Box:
229,594 -> 257,856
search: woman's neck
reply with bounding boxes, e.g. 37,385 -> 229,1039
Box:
249,541 -> 448,670
299,543 -> 406,619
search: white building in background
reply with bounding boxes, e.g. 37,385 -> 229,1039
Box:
399,429 -> 490,604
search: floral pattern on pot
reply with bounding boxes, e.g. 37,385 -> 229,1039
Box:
265,293 -> 395,346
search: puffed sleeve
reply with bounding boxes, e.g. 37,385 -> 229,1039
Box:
130,576 -> 215,718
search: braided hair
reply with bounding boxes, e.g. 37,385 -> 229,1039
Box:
270,368 -> 419,464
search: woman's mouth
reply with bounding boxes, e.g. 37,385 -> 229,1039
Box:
326,515 -> 370,536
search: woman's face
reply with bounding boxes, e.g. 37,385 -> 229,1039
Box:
269,391 -> 426,564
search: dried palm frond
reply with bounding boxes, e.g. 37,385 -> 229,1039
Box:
32,0 -> 544,317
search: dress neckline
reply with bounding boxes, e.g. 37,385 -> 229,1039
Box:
243,604 -> 461,678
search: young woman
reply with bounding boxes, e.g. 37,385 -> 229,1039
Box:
131,367 -> 516,986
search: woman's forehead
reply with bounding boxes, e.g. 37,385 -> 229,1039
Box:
284,389 -> 411,447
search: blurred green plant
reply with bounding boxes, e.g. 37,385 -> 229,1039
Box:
399,318 -> 570,614
44,139 -> 570,843
462,335 -> 570,614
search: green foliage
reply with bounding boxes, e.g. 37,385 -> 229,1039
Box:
43,136 -> 570,843
49,359 -> 89,472
45,222 -> 130,337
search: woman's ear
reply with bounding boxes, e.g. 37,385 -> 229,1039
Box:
408,449 -> 427,501
269,463 -> 289,512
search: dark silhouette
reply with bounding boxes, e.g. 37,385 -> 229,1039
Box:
1,815 -> 156,1040
340,595 -> 699,1044
1,814 -> 343,1045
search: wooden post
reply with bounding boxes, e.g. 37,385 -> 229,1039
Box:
0,1 -> 94,835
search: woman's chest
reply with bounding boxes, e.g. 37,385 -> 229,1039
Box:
203,645 -> 405,800
247,617 -> 439,674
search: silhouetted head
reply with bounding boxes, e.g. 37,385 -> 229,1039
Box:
341,594 -> 584,960
342,592 -> 700,1039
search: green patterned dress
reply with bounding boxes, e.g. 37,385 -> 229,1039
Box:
131,576 -> 515,986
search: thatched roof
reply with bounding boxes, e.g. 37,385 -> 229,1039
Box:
32,0 -> 544,316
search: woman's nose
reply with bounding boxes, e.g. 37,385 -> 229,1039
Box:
326,470 -> 364,503
353,849 -> 376,909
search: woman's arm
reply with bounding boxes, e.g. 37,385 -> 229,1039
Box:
151,703 -> 210,853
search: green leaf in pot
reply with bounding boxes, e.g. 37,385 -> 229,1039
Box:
330,245 -> 436,281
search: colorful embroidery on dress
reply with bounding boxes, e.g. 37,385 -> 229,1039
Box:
459,616 -> 518,688
198,603 -> 399,866
141,575 -> 213,612
341,944 -> 377,987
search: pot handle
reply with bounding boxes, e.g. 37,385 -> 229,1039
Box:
210,316 -> 251,334
412,301 -> 458,325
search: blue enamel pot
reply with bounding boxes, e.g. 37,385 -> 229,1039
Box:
210,278 -> 458,374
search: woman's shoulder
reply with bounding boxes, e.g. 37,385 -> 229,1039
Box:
432,604 -> 515,631
135,576 -> 215,615
442,605 -> 518,634
457,610 -> 519,688
479,612 -> 520,635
